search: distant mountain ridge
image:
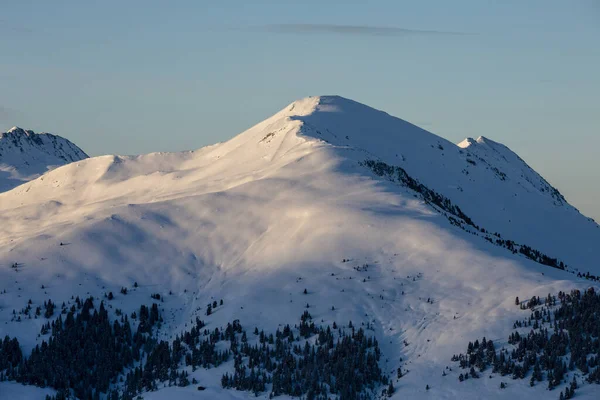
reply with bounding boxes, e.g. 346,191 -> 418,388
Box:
0,126 -> 88,192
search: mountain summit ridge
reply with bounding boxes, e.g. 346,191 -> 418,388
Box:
236,95 -> 598,269
261,95 -> 572,207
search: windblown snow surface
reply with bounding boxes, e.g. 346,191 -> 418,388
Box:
0,126 -> 89,192
0,96 -> 598,399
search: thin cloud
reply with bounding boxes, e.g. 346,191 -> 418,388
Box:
258,23 -> 470,37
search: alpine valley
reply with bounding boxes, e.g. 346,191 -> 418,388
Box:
0,96 -> 598,400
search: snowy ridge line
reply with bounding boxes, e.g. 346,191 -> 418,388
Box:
460,136 -> 568,207
360,159 -> 572,273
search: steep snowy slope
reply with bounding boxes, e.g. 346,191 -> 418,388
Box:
280,96 -> 599,272
457,135 -> 565,208
0,96 -> 598,399
0,126 -> 88,192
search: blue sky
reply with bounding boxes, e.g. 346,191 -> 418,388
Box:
1,0 -> 599,220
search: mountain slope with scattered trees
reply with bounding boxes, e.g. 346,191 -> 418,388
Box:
0,96 -> 598,399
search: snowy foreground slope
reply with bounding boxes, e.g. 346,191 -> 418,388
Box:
0,126 -> 88,192
0,96 -> 598,399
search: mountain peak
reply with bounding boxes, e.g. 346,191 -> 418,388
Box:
280,95 -> 394,120
457,137 -> 476,148
3,126 -> 31,138
3,126 -> 52,140
458,135 -> 496,149
457,133 -> 568,208
289,95 -> 384,115
458,134 -> 520,160
281,95 -> 444,155
7,126 -> 24,133
0,126 -> 89,192
274,95 -> 358,120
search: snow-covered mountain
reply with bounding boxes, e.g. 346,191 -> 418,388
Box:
0,96 -> 598,399
0,126 -> 88,192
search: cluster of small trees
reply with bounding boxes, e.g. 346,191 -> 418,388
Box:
577,271 -> 599,282
0,297 -> 162,400
43,299 -> 55,318
10,297 -> 62,322
221,311 -> 386,399
205,299 -> 223,315
0,336 -> 22,375
453,288 -> 600,398
493,241 -> 565,270
2,291 -> 388,399
113,313 -> 231,399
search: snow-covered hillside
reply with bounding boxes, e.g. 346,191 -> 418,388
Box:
0,126 -> 88,192
0,96 -> 598,399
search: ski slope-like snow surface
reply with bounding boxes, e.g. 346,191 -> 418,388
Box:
0,96 -> 598,399
0,126 -> 89,192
